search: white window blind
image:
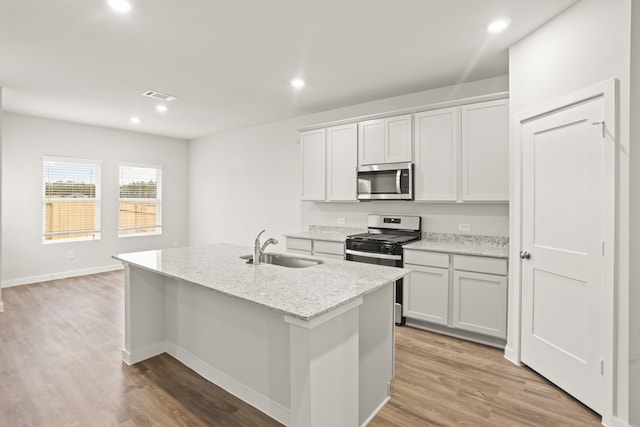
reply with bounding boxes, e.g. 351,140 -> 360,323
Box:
43,157 -> 102,243
119,164 -> 162,237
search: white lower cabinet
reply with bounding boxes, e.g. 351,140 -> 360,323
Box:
313,240 -> 345,260
452,270 -> 507,338
286,237 -> 344,259
403,264 -> 449,325
403,249 -> 508,343
286,237 -> 313,256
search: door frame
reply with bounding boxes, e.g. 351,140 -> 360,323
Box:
507,79 -> 616,425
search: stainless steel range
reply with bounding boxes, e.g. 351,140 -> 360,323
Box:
345,214 -> 422,325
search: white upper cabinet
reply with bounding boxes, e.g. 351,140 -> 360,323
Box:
413,99 -> 509,203
326,123 -> 357,201
460,99 -> 509,201
300,128 -> 326,201
414,107 -> 459,201
358,119 -> 385,165
358,114 -> 412,166
300,123 -> 357,202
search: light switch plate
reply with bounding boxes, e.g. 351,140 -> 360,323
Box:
458,223 -> 471,232
337,217 -> 346,225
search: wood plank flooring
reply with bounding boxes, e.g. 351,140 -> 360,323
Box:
0,272 -> 601,426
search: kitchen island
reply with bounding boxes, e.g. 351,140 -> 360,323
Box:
114,243 -> 409,427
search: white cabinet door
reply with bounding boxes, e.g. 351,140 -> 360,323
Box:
414,107 -> 459,201
403,263 -> 450,325
326,123 -> 357,201
385,114 -> 413,163
358,119 -> 385,166
286,237 -> 313,255
460,99 -> 509,201
300,129 -> 326,201
452,270 -> 507,338
313,240 -> 344,258
358,115 -> 412,166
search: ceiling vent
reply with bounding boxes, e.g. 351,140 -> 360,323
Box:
142,90 -> 177,102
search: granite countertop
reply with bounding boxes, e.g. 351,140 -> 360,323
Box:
404,233 -> 509,259
114,243 -> 408,321
283,225 -> 366,243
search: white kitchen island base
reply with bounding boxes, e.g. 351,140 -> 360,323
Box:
120,252 -> 398,427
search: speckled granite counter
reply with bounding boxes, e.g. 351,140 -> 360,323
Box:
283,225 -> 366,242
404,233 -> 509,258
114,243 -> 407,321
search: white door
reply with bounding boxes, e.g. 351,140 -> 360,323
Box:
384,114 -> 413,163
521,96 -> 605,413
358,119 -> 385,166
300,129 -> 326,201
326,123 -> 357,201
461,99 -> 509,201
413,107 -> 458,201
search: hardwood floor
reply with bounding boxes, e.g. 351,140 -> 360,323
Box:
0,272 -> 601,426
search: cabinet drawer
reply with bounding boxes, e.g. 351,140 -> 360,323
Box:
404,250 -> 449,268
286,237 -> 312,252
314,240 -> 344,256
453,255 -> 507,276
288,248 -> 312,256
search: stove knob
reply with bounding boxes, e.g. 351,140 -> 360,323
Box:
381,244 -> 394,254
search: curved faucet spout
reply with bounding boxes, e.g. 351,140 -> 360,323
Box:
261,238 -> 278,254
253,230 -> 277,265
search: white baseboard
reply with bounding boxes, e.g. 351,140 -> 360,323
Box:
165,341 -> 290,426
361,395 -> 390,427
610,416 -> 631,427
122,342 -> 167,365
1,264 -> 124,288
504,345 -> 520,366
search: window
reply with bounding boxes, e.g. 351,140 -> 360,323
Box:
43,157 -> 102,243
119,164 -> 162,237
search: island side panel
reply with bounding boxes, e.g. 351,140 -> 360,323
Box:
359,283 -> 394,425
163,277 -> 291,425
287,300 -> 361,427
123,264 -> 167,364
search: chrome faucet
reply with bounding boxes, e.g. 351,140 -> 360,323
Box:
253,229 -> 278,265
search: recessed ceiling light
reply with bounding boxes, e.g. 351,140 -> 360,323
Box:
155,105 -> 168,113
291,78 -> 305,89
487,19 -> 510,33
130,117 -> 140,124
108,0 -> 132,13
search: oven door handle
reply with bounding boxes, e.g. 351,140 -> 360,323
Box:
346,249 -> 402,261
396,169 -> 401,194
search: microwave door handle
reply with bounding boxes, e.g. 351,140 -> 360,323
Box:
396,170 -> 401,194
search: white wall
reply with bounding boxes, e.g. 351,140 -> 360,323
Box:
188,75 -> 510,250
509,0 -> 632,424
1,113 -> 189,286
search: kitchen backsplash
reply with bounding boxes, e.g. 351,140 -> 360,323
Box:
302,201 -> 509,237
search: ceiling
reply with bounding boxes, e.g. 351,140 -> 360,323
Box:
0,0 -> 578,140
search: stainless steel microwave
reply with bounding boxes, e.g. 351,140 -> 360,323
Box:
357,162 -> 413,201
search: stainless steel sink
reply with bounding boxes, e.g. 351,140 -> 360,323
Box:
240,253 -> 323,268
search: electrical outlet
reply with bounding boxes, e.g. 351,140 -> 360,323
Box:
337,217 -> 346,225
458,223 -> 471,232
67,251 -> 75,260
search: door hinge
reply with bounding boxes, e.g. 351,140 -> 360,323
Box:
592,121 -> 605,138
601,359 -> 604,375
